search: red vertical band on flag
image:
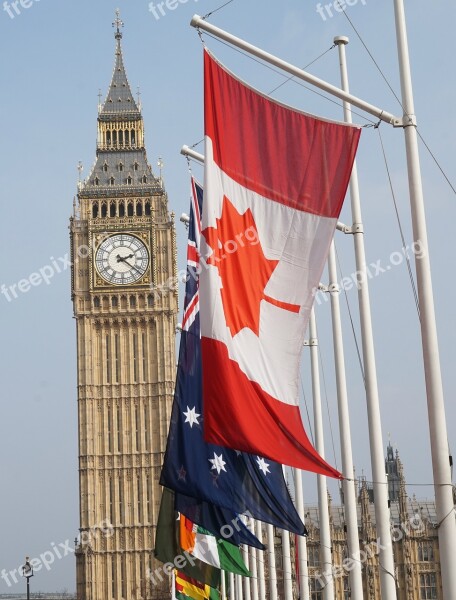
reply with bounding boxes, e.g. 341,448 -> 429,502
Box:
204,50 -> 361,216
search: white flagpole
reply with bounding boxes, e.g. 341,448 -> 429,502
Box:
308,309 -> 334,600
280,528 -> 293,600
266,524 -> 278,600
247,520 -> 259,600
236,575 -> 244,600
326,240 -> 364,600
221,571 -> 227,600
242,546 -> 252,600
393,2 -> 456,597
334,36 -> 397,600
293,468 -> 310,600
255,521 -> 266,600
229,573 -> 235,600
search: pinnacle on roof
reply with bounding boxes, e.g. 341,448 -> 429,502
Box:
99,10 -> 141,119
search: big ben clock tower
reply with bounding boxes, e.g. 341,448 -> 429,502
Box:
70,12 -> 177,600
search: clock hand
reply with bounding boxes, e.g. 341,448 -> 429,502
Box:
122,258 -> 144,276
116,253 -> 134,263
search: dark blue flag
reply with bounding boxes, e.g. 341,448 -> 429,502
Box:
175,492 -> 265,550
160,178 -> 306,536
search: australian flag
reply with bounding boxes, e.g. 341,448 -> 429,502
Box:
160,178 -> 306,537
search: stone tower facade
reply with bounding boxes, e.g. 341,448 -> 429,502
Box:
70,14 -> 177,600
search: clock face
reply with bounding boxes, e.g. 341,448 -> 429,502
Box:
95,234 -> 149,285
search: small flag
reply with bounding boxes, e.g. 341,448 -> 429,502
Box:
154,488 -> 221,589
201,50 -> 360,473
180,514 -> 251,577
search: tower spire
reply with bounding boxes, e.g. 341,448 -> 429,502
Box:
113,8 -> 123,40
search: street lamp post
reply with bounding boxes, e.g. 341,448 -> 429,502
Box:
22,557 -> 34,600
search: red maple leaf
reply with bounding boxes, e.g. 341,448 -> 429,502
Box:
202,196 -> 299,337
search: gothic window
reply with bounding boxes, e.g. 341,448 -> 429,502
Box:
131,130 -> 136,146
132,333 -> 138,383
110,202 -> 116,217
418,542 -> 434,562
116,404 -> 122,452
307,545 -> 320,567
93,297 -> 100,308
419,573 -> 437,599
102,296 -> 109,310
112,296 -> 118,308
127,202 -> 134,217
134,162 -> 139,171
101,203 -> 108,217
137,477 -> 142,522
109,177 -> 115,186
112,130 -> 117,145
106,131 -> 112,146
343,576 -> 350,600
135,405 -> 140,452
106,335 -> 111,383
142,175 -> 147,184
119,130 -> 124,146
119,202 -> 125,217
94,177 -> 99,186
130,295 -> 136,308
125,130 -> 129,145
92,203 -> 99,218
118,478 -> 124,524
111,556 -> 116,598
147,294 -> 154,308
126,176 -> 132,185
107,405 -> 112,453
103,162 -> 109,172
142,332 -> 147,381
309,577 -> 323,600
114,334 -> 120,384
145,201 -> 151,216
120,295 -> 127,309
118,162 -> 123,172
136,201 -> 143,216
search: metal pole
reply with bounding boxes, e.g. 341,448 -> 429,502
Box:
280,528 -> 293,600
293,468 -> 310,600
248,520 -> 259,600
266,524 -> 278,600
308,309 -> 334,600
393,1 -> 456,597
189,15 -> 402,126
236,574 -> 244,600
27,578 -> 30,600
242,545 -> 252,600
221,571 -> 227,600
255,521 -> 266,600
327,240 -> 364,600
334,36 -> 397,600
229,573 -> 235,600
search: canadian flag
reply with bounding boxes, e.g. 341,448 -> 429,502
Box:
200,50 -> 360,476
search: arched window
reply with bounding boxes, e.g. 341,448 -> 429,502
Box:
130,295 -> 136,308
106,131 -> 111,146
142,175 -> 147,184
145,201 -> 151,216
118,162 -> 123,172
147,294 -> 154,308
126,176 -> 132,185
134,162 -> 139,171
101,203 -> 108,217
92,203 -> 99,218
109,177 -> 115,186
125,130 -> 129,145
112,130 -> 117,145
93,297 -> 100,308
136,202 -> 143,216
131,130 -> 136,146
103,162 -> 108,172
110,202 -> 116,217
94,177 -> 99,186
127,202 -> 134,217
111,296 -> 118,308
119,202 -> 125,217
119,130 -> 123,146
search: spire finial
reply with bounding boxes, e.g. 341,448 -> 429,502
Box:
113,8 -> 124,40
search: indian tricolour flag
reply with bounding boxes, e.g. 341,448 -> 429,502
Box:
200,49 -> 361,474
179,514 -> 250,577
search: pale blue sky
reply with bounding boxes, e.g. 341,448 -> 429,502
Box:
0,0 -> 454,592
